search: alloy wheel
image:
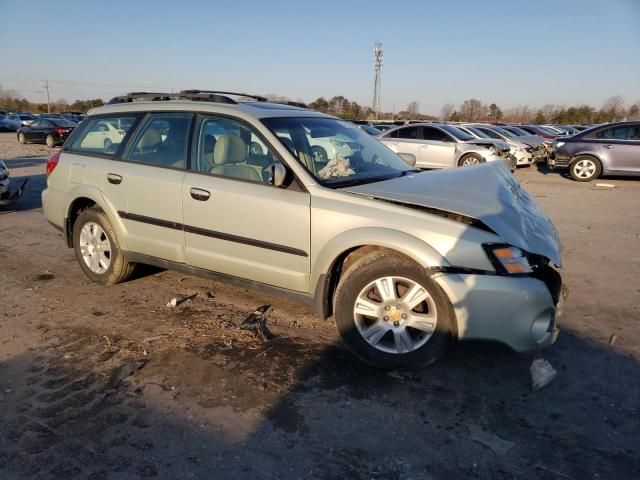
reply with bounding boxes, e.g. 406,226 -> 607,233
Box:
574,159 -> 596,179
462,156 -> 480,166
79,222 -> 111,274
353,276 -> 437,354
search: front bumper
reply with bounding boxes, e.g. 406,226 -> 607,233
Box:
434,269 -> 562,352
547,151 -> 571,168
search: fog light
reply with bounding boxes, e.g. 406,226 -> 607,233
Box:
530,309 -> 554,343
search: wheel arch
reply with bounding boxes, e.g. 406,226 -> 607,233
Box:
65,186 -> 128,250
311,228 -> 448,319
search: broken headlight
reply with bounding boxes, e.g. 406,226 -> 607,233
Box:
484,244 -> 532,274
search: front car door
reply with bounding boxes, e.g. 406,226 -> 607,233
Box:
382,126 -> 422,166
420,126 -> 457,168
182,114 -> 311,292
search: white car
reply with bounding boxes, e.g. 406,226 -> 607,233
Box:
458,125 -> 534,167
308,130 -> 360,163
79,120 -> 126,150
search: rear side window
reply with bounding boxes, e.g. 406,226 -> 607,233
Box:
125,113 -> 193,169
397,126 -> 419,139
594,125 -> 639,141
69,115 -> 139,155
422,126 -> 451,142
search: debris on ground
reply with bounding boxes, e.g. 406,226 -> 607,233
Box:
205,291 -> 215,300
609,334 -> 618,346
97,350 -> 117,362
166,293 -> 198,308
239,305 -> 274,341
530,358 -> 557,390
594,183 -> 616,189
142,335 -> 165,356
107,360 -> 148,389
469,424 -> 516,456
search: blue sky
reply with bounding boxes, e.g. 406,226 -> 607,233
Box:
1,0 -> 639,114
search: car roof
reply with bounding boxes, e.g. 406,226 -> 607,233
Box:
88,99 -> 331,121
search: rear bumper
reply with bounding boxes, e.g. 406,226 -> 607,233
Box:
434,269 -> 562,352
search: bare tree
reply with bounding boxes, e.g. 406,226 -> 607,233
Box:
440,103 -> 455,121
601,95 -> 626,121
407,101 -> 420,117
627,101 -> 640,120
459,98 -> 484,122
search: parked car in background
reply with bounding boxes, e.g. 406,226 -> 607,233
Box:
500,125 -> 554,159
5,113 -> 37,130
61,112 -> 86,124
17,118 -> 76,147
518,125 -> 560,139
379,123 -> 514,170
357,124 -> 382,136
373,124 -> 394,132
458,125 -> 534,167
42,90 -> 563,368
0,115 -> 14,131
77,119 -> 126,151
549,121 -> 640,181
466,124 -> 548,163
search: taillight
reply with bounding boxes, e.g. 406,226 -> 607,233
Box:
46,151 -> 61,177
54,128 -> 66,134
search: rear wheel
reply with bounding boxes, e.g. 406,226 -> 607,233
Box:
104,138 -> 113,149
45,135 -> 55,148
334,250 -> 455,369
569,156 -> 601,182
458,153 -> 484,167
73,208 -> 135,285
18,132 -> 26,144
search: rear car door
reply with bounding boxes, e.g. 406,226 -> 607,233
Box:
594,124 -> 640,173
420,126 -> 456,168
384,127 -> 422,166
182,114 -> 310,292
69,112 -> 190,263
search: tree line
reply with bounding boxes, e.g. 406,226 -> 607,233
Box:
440,96 -> 640,124
0,86 -> 104,113
3,85 -> 638,125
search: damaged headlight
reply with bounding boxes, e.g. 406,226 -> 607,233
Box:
484,244 -> 532,274
489,146 -> 498,155
554,141 -> 565,149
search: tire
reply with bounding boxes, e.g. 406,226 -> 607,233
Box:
18,132 -> 26,144
457,153 -> 484,167
45,135 -> 55,148
334,250 -> 455,369
104,138 -> 113,149
569,156 -> 601,182
73,207 -> 135,285
311,146 -> 328,162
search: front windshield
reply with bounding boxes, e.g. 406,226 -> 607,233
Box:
465,126 -> 490,138
440,124 -> 474,141
262,117 -> 414,187
538,126 -> 560,135
473,127 -> 502,140
505,126 -> 529,136
491,126 -> 516,139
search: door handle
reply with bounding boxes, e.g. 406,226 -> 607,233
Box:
107,173 -> 122,185
603,145 -> 614,149
190,187 -> 211,201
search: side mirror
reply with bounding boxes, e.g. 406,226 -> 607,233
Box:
398,153 -> 416,166
272,163 -> 287,187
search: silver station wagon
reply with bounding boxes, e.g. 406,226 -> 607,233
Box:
42,90 -> 563,368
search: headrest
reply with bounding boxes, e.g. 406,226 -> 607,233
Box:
138,127 -> 162,149
213,135 -> 247,165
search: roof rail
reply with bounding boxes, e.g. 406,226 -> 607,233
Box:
107,92 -> 179,104
273,101 -> 308,109
180,90 -> 268,102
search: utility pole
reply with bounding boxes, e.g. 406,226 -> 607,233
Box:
43,80 -> 51,113
372,42 -> 383,120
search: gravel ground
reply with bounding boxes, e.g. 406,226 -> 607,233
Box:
0,131 -> 639,479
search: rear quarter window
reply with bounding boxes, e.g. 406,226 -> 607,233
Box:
67,115 -> 140,156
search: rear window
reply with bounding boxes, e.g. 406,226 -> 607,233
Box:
51,119 -> 77,128
68,115 -> 139,156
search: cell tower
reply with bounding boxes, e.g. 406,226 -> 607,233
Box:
372,42 -> 383,119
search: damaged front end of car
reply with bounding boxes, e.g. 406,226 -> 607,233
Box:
0,161 -> 28,208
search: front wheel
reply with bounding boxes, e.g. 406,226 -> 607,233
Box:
334,251 -> 455,369
18,132 -> 27,144
458,153 -> 484,167
569,156 -> 601,182
73,208 -> 135,285
45,135 -> 55,148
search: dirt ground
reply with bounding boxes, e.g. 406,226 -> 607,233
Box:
0,131 -> 638,479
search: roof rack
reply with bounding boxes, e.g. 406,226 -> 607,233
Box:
180,90 -> 268,102
107,90 -> 272,105
107,92 -> 181,104
273,101 -> 308,109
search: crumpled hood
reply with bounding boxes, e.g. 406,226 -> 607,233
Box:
342,162 -> 561,266
517,135 -> 544,148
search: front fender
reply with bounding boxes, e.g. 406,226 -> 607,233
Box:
311,227 -> 449,290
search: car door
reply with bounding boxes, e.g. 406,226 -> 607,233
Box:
182,114 -> 311,292
71,112 -> 190,263
32,120 -> 50,142
382,126 -> 422,166
420,126 -> 457,168
594,124 -> 640,173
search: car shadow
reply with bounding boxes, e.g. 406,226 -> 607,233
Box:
0,174 -> 45,213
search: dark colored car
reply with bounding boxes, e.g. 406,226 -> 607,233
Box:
519,125 -> 560,139
549,121 -> 640,181
17,118 -> 76,147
